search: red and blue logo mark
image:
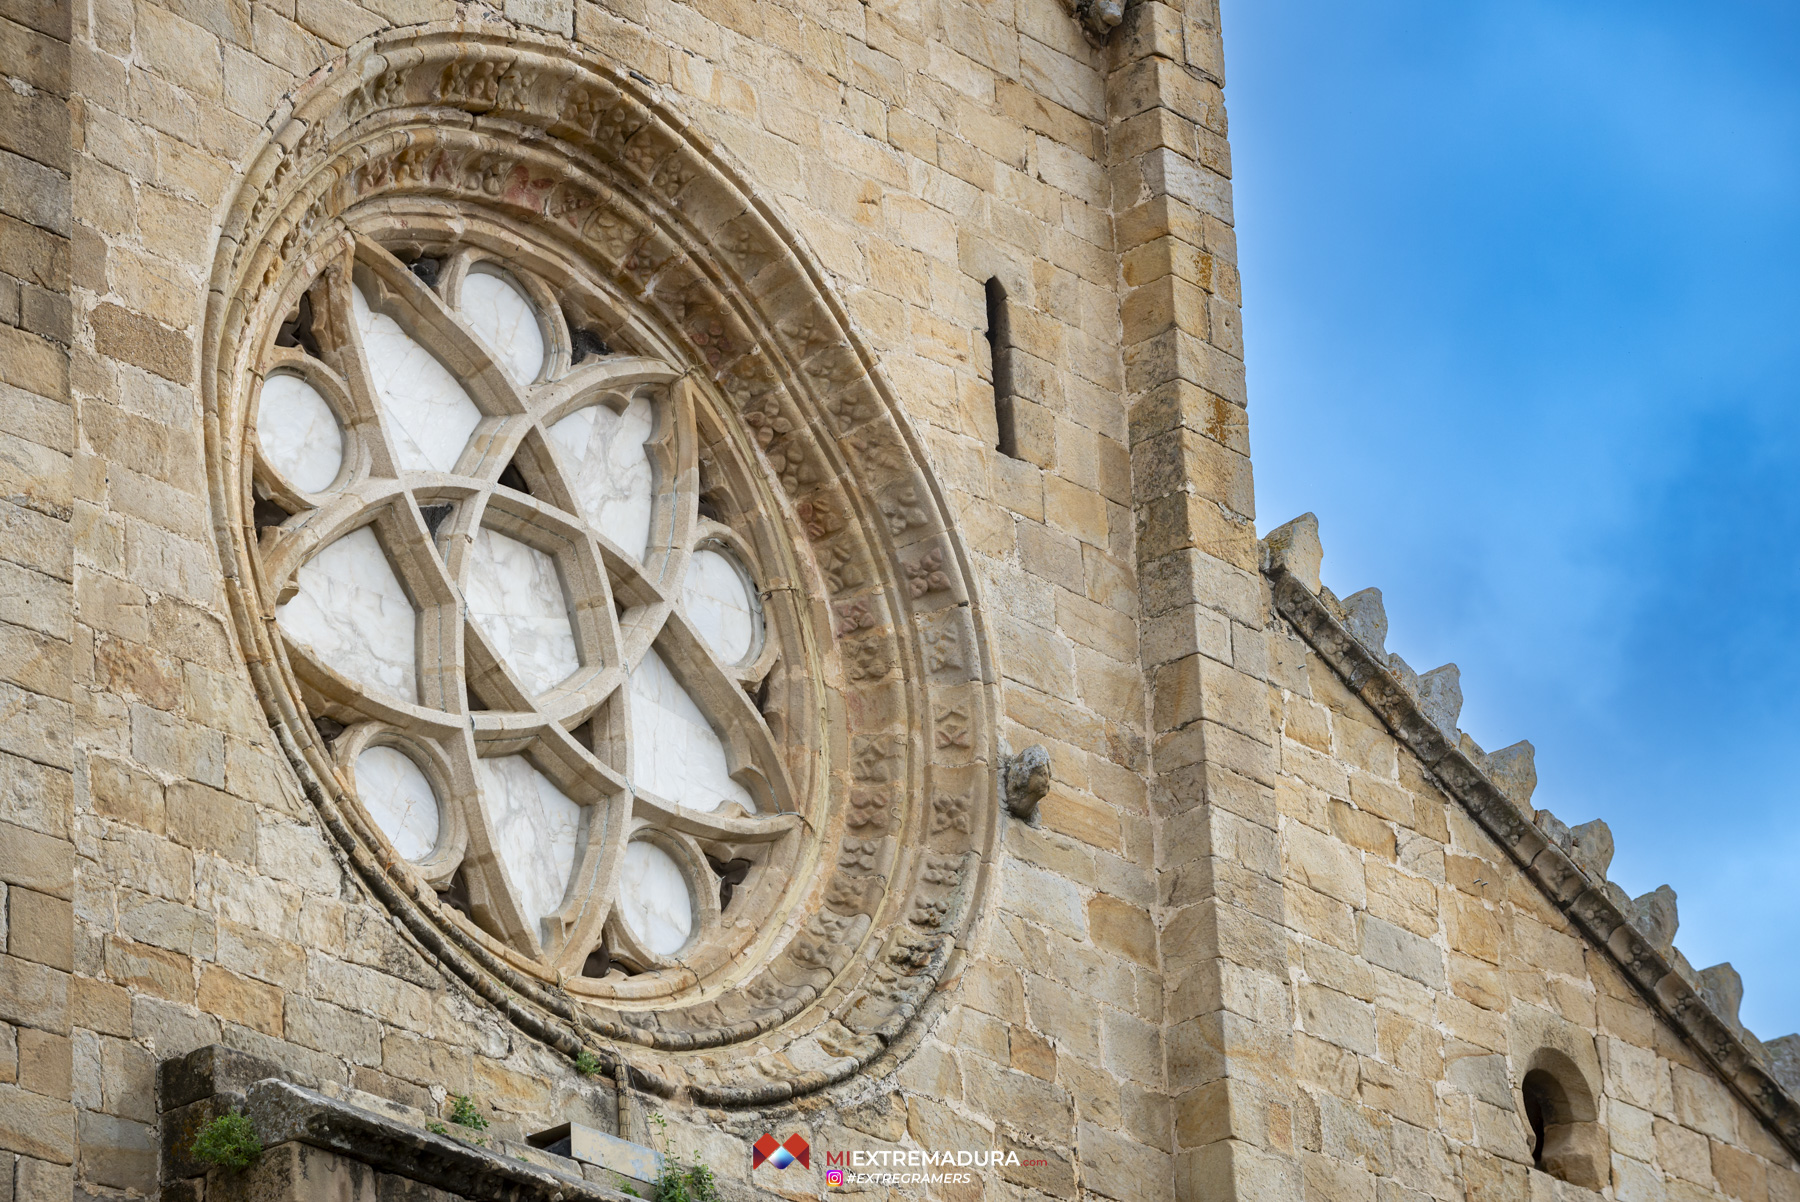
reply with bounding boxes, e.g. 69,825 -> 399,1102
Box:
752,1133 -> 810,1170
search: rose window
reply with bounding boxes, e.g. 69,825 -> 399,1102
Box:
248,237 -> 805,987
212,35 -> 1000,1097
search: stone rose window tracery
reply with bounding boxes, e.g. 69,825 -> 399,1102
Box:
211,29 -> 999,1102
252,237 -> 799,984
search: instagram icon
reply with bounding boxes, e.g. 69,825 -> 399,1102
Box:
826,1169 -> 845,1187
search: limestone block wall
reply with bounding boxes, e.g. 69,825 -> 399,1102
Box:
0,0 -> 79,1190
10,0 -> 1247,1190
1257,554 -> 1800,1202
11,0 -> 1798,1191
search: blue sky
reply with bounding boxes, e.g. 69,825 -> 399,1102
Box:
1220,0 -> 1800,1036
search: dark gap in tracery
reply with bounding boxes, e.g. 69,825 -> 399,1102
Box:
985,277 -> 1017,459
439,869 -> 474,918
581,940 -> 611,978
312,716 -> 345,742
253,496 -> 292,533
408,256 -> 443,289
464,680 -> 491,712
707,855 -> 753,909
275,292 -> 322,357
570,327 -> 611,362
418,503 -> 454,539
497,460 -> 531,495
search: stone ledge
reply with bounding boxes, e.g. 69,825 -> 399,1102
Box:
160,1045 -> 293,1114
238,1078 -> 642,1202
1264,560 -> 1800,1161
158,1046 -> 643,1202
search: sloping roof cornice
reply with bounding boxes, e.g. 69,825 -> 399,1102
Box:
1262,543 -> 1800,1160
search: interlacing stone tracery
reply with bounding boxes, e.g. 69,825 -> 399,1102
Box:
257,236 -> 801,983
207,23 -> 999,1104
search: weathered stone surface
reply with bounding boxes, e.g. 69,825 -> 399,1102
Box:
1769,1034 -> 1800,1096
1629,885 -> 1680,954
1340,587 -> 1387,658
1569,819 -> 1615,880
18,0 -> 1799,1196
1361,915 -> 1444,991
1266,554 -> 1800,1199
1415,664 -> 1462,740
89,303 -> 191,385
158,1044 -> 286,1111
77,1110 -> 155,1191
237,1078 -> 641,1202
0,1083 -> 74,1162
1481,740 -> 1536,813
1695,963 -> 1745,1033
1261,513 -> 1321,593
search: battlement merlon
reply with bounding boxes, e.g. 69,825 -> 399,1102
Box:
1262,511 -> 1800,1156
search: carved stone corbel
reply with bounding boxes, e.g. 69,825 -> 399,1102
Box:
1000,744 -> 1051,820
1070,0 -> 1124,39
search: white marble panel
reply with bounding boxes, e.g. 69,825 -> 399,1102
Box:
681,548 -> 758,664
277,525 -> 418,703
628,648 -> 755,813
618,840 -> 692,957
355,744 -> 440,861
258,372 -> 344,493
479,754 -> 582,941
546,396 -> 655,560
352,284 -> 482,474
459,269 -> 544,388
465,527 -> 580,695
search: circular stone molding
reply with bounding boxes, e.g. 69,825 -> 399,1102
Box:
203,24 -> 999,1105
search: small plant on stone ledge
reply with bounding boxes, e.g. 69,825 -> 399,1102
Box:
649,1114 -> 720,1202
445,1094 -> 489,1132
654,1155 -> 720,1202
440,1094 -> 490,1146
574,1049 -> 604,1078
192,1112 -> 263,1174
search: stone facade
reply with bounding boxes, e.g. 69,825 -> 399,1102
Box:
0,0 -> 1795,1195
1258,530 -> 1800,1202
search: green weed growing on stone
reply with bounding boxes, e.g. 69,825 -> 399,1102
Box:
574,1049 -> 604,1077
191,1112 -> 263,1173
647,1113 -> 719,1202
445,1094 -> 489,1131
654,1156 -> 719,1202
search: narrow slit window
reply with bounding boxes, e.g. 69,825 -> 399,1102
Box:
985,277 -> 1017,458
1515,1057 -> 1608,1190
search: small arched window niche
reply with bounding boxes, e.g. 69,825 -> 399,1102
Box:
1518,1050 -> 1608,1189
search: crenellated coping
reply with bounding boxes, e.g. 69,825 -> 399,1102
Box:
1261,512 -> 1800,1154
